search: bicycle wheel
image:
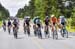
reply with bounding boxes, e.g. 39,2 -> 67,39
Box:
38,28 -> 42,39
27,26 -> 30,36
14,28 -> 18,39
55,30 -> 58,39
53,30 -> 58,39
8,26 -> 11,34
24,27 -> 26,34
64,30 -> 68,38
45,26 -> 49,38
3,26 -> 6,32
33,25 -> 37,36
8,28 -> 10,34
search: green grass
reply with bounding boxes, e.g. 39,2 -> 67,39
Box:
66,18 -> 75,32
0,21 -> 2,27
66,26 -> 75,32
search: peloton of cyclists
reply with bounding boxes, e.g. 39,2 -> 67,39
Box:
2,15 -> 68,39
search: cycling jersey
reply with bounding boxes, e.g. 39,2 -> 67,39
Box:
60,16 -> 66,26
51,17 -> 57,23
3,22 -> 6,26
45,18 -> 49,25
50,17 -> 57,25
36,18 -> 41,27
35,18 -> 41,25
8,21 -> 11,27
13,21 -> 18,27
25,18 -> 30,26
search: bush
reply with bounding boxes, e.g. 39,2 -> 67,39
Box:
71,17 -> 75,26
0,21 -> 2,27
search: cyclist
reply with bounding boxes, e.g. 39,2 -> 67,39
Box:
33,17 -> 39,36
50,15 -> 57,31
44,16 -> 50,38
7,19 -> 12,34
25,16 -> 31,36
50,15 -> 58,39
13,19 -> 19,39
59,16 -> 66,27
2,20 -> 6,32
59,16 -> 68,37
35,16 -> 42,38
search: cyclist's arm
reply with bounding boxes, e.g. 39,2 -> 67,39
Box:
65,19 -> 68,26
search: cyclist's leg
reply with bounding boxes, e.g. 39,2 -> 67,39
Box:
61,23 -> 65,37
13,26 -> 18,39
27,23 -> 30,36
52,23 -> 58,39
34,24 -> 37,36
44,25 -> 47,37
15,27 -> 18,39
39,24 -> 42,38
55,23 -> 58,39
52,23 -> 55,39
8,27 -> 10,34
45,25 -> 49,38
37,24 -> 42,38
24,26 -> 26,34
3,25 -> 6,32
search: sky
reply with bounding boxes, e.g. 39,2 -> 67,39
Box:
0,0 -> 30,16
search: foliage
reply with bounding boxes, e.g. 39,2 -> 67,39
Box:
0,3 -> 10,20
71,7 -> 75,26
0,21 -> 2,27
16,0 -> 75,19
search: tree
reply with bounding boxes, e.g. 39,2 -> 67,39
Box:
16,0 -> 75,19
71,7 -> 75,26
28,0 -> 35,18
0,3 -> 10,20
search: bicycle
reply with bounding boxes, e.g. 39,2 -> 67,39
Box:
26,25 -> 30,36
36,25 -> 42,39
33,24 -> 38,36
8,26 -> 11,34
23,23 -> 26,34
52,25 -> 58,39
13,27 -> 18,39
3,25 -> 6,32
61,25 -> 68,38
44,25 -> 50,38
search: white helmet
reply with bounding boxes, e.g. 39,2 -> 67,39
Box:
60,16 -> 64,19
51,14 -> 54,17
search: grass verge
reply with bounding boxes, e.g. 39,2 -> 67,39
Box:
0,21 -> 2,27
66,26 -> 75,33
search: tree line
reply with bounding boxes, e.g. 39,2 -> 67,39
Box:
16,0 -> 75,19
0,3 -> 10,20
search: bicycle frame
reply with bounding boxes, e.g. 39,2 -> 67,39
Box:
61,25 -> 68,38
45,25 -> 50,38
52,24 -> 58,39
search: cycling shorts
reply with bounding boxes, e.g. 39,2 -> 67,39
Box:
45,22 -> 49,26
53,22 -> 56,26
61,22 -> 65,26
37,24 -> 41,28
26,22 -> 29,26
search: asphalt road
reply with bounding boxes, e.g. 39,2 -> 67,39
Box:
0,20 -> 75,49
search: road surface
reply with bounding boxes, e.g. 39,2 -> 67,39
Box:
0,20 -> 75,49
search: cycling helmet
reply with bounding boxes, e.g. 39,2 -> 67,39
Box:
51,14 -> 54,17
60,16 -> 64,19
